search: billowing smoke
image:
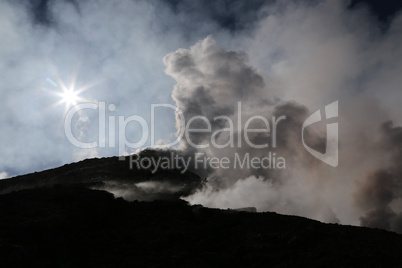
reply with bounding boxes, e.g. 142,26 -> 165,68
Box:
163,36 -> 337,223
162,1 -> 402,232
164,36 -> 270,151
354,122 -> 402,233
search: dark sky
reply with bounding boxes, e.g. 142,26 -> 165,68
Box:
29,0 -> 402,30
350,0 -> 402,22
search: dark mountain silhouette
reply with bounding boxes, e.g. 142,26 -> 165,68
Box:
1,150 -> 402,267
0,149 -> 203,200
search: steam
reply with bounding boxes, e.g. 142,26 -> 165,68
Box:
95,180 -> 187,201
163,1 -> 402,232
354,122 -> 402,233
164,36 -> 337,223
0,172 -> 8,180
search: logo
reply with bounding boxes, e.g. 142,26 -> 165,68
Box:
302,101 -> 338,167
63,100 -> 339,169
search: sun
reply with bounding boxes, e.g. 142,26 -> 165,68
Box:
44,77 -> 91,111
42,73 -> 98,114
55,84 -> 85,110
61,88 -> 80,106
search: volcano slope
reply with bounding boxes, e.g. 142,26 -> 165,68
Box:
0,151 -> 402,267
0,149 -> 203,200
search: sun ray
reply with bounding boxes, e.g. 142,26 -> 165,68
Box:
41,61 -> 101,116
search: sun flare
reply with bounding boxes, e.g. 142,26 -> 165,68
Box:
61,88 -> 79,106
43,75 -> 95,113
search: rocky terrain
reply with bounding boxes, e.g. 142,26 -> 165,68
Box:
0,151 -> 402,267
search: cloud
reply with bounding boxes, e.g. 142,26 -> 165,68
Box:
0,0 -> 268,177
0,0 -> 206,176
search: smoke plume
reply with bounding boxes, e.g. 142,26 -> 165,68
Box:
163,1 -> 402,232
